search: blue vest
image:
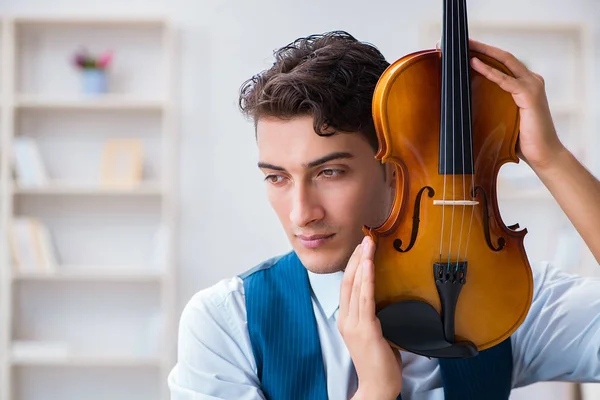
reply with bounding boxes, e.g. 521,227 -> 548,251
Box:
240,251 -> 513,400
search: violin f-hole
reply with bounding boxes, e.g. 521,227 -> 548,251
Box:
393,186 -> 435,253
472,186 -> 506,251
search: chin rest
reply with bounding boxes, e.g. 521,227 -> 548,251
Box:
377,300 -> 478,358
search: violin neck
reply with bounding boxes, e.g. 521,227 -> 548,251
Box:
439,0 -> 474,176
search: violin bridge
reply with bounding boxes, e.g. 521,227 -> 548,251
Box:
433,200 -> 479,206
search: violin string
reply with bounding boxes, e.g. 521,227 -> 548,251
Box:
463,0 -> 476,262
446,0 -> 457,268
456,0 -> 467,265
439,0 -> 448,264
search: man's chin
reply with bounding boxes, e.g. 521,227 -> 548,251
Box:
293,246 -> 346,274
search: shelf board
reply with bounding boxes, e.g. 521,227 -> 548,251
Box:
10,354 -> 162,368
12,15 -> 169,27
15,95 -> 168,111
13,269 -> 164,283
13,181 -> 163,196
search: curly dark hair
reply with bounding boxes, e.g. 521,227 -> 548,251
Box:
238,30 -> 390,152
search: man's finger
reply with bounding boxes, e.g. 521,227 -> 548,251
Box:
340,242 -> 363,319
360,235 -> 376,264
348,253 -> 364,322
470,57 -> 522,94
359,259 -> 376,322
468,38 -> 529,79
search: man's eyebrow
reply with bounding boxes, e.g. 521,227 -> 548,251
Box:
257,152 -> 354,171
306,152 -> 354,168
257,161 -> 285,171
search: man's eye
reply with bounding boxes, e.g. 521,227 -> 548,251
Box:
264,175 -> 284,184
320,169 -> 343,177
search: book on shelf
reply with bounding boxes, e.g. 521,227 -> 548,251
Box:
100,138 -> 144,187
12,136 -> 49,187
9,217 -> 58,274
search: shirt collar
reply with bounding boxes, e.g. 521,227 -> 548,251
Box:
307,269 -> 344,320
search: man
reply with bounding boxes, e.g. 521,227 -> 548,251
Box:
168,31 -> 600,399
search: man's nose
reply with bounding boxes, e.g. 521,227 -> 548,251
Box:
289,184 -> 324,228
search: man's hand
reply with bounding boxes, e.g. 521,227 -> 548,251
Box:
468,38 -> 566,171
465,39 -> 600,263
338,235 -> 402,400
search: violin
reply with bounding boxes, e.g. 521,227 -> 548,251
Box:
364,0 -> 534,358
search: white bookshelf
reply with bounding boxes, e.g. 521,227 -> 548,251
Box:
15,94 -> 169,110
13,268 -> 165,282
0,15 -> 178,400
420,20 -> 597,400
12,181 -> 163,195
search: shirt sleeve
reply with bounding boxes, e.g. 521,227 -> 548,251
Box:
168,277 -> 266,400
511,261 -> 600,388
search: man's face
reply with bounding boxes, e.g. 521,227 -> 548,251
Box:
257,115 -> 395,274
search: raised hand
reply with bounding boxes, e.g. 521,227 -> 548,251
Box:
468,38 -> 565,170
338,235 -> 402,400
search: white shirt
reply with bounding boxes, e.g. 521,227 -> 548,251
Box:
168,259 -> 600,399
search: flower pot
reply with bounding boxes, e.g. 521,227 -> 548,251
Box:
81,68 -> 107,95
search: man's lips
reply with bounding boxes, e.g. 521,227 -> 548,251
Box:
296,233 -> 335,248
296,233 -> 335,240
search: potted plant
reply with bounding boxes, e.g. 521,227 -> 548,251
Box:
72,48 -> 114,95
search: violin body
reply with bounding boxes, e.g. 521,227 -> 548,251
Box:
365,3 -> 533,358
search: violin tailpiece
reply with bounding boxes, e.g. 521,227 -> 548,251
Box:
376,262 -> 477,359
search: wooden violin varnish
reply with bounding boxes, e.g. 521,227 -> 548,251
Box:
365,0 -> 534,358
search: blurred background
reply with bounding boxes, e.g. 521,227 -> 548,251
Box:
0,0 -> 597,399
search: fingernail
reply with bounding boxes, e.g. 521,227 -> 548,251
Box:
362,236 -> 371,253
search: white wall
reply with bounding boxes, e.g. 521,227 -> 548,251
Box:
0,0 -> 598,398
